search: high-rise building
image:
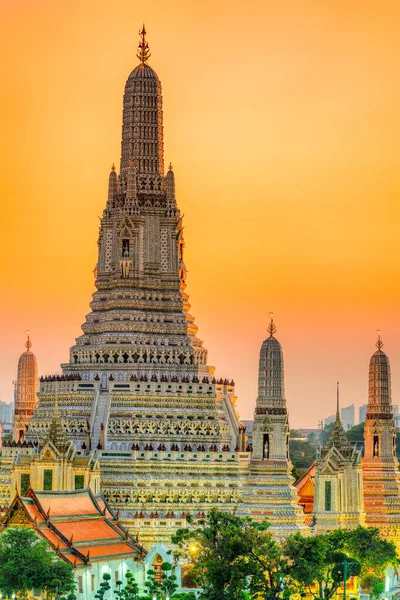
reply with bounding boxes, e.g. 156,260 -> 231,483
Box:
0,402 -> 14,425
362,333 -> 400,544
340,404 -> 355,430
241,316 -> 307,534
323,414 -> 335,427
359,404 -> 367,424
12,334 -> 38,442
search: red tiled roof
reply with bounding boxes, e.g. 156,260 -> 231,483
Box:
79,542 -> 139,559
34,491 -> 101,517
3,489 -> 143,568
56,519 -> 120,542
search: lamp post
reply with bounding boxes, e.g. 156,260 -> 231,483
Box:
341,559 -> 360,600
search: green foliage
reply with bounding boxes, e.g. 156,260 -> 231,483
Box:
289,429 -> 316,480
284,532 -> 360,600
338,526 -> 398,594
284,527 -> 398,599
144,559 -> 179,599
320,423 -> 334,446
95,573 -> 111,600
345,423 -> 364,444
114,570 -> 140,600
172,509 -> 291,600
0,527 -> 75,597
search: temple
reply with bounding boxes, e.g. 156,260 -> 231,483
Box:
362,332 -> 400,542
12,333 -> 38,442
15,27 -> 248,547
241,315 -> 307,533
313,383 -> 364,532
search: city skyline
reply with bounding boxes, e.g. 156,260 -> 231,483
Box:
2,1 -> 400,428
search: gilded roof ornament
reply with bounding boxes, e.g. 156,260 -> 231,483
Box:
137,24 -> 151,64
25,330 -> 32,351
111,163 -> 116,172
376,329 -> 384,351
267,312 -> 277,338
169,162 -> 173,171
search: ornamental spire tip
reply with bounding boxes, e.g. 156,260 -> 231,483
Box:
25,330 -> 32,351
376,329 -> 384,351
137,24 -> 151,64
267,312 -> 277,337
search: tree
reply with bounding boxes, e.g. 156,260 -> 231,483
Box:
289,429 -> 316,480
144,559 -> 179,599
284,527 -> 398,600
284,532 -> 360,600
320,423 -> 334,447
0,527 -> 75,598
339,526 -> 398,597
114,571 -> 140,600
173,509 -> 291,600
345,423 -> 364,445
95,573 -> 111,600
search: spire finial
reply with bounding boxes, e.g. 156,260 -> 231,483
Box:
336,381 -> 340,419
25,330 -> 32,351
376,329 -> 384,351
111,163 -> 115,172
169,162 -> 173,171
267,312 -> 277,338
137,24 -> 151,64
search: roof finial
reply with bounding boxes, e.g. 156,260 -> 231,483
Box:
25,330 -> 32,351
267,312 -> 277,338
336,381 -> 340,419
111,163 -> 115,172
137,24 -> 151,64
376,329 -> 384,351
169,162 -> 173,171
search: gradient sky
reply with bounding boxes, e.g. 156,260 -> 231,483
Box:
1,0 -> 400,427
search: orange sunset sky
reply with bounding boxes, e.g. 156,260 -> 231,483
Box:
1,0 -> 400,427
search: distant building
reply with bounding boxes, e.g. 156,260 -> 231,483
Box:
341,404 -> 355,430
393,406 -> 400,429
323,414 -> 335,427
359,404 -> 367,424
0,401 -> 14,425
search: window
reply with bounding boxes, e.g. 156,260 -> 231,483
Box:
21,473 -> 30,496
43,469 -> 53,491
91,574 -> 95,592
78,576 -> 83,594
122,239 -> 130,256
75,475 -> 85,490
263,434 -> 270,459
325,481 -> 332,512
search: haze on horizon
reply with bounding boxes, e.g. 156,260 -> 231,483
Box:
1,0 -> 400,428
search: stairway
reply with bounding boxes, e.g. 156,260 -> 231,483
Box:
91,390 -> 110,450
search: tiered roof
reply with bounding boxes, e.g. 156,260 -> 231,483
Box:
2,488 -> 144,568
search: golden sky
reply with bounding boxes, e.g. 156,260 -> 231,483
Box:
1,0 -> 400,427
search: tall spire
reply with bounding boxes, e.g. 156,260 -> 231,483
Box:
137,24 -> 151,64
267,312 -> 277,338
325,382 -> 351,456
336,381 -> 340,419
13,331 -> 38,442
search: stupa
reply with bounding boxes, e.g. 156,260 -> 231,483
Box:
23,27 -> 244,546
362,331 -> 400,543
12,332 -> 38,442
